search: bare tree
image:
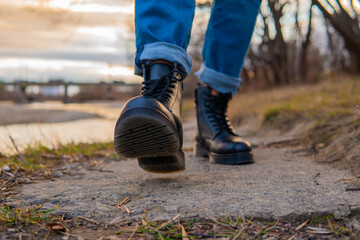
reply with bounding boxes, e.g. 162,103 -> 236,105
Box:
246,0 -> 292,86
299,0 -> 313,80
313,0 -> 360,72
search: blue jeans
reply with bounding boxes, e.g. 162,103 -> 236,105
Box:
135,0 -> 261,95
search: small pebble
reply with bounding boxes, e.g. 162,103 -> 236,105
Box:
40,203 -> 57,211
346,218 -> 360,230
2,165 -> 10,171
334,204 -> 351,220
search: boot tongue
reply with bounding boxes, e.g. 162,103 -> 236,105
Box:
206,89 -> 234,136
210,91 -> 232,105
148,63 -> 172,80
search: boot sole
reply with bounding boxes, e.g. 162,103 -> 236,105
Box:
114,107 -> 184,173
138,150 -> 185,173
194,143 -> 253,165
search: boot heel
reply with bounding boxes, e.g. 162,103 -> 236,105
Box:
138,150 -> 185,173
194,143 -> 209,157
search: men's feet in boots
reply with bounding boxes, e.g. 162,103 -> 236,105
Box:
114,61 -> 185,173
194,85 -> 253,164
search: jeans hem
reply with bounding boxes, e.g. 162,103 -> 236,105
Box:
195,64 -> 242,96
135,42 -> 192,77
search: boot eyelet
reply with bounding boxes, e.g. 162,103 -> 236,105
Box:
174,72 -> 182,80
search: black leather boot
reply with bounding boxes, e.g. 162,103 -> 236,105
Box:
114,61 -> 185,173
194,86 -> 253,164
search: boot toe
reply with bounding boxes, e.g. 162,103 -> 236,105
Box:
210,139 -> 251,154
234,141 -> 252,153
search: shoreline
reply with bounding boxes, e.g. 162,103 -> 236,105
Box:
0,101 -> 124,154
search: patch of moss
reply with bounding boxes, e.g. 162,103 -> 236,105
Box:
327,109 -> 351,118
310,214 -> 334,224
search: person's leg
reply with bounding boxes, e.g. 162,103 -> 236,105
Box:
115,0 -> 196,173
134,0 -> 195,77
194,0 -> 261,164
196,0 -> 261,95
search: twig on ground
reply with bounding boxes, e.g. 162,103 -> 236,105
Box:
261,219 -> 279,235
0,162 -> 23,189
60,232 -> 82,239
313,173 -> 320,185
43,231 -> 51,240
77,216 -> 99,225
345,187 -> 360,191
287,235 -> 295,240
158,214 -> 181,229
295,219 -> 310,231
180,225 -> 189,240
0,134 -> 27,190
337,175 -> 360,183
116,197 -> 130,208
232,225 -> 247,240
226,212 -> 233,222
118,206 -> 131,215
128,223 -> 138,240
3,171 -> 15,178
9,135 -> 26,163
116,225 -> 138,232
327,218 -> 334,233
202,207 -> 235,230
307,226 -> 332,234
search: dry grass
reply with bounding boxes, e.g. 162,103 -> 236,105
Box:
229,74 -> 360,174
0,141 -> 118,199
229,74 -> 359,125
2,211 -> 359,239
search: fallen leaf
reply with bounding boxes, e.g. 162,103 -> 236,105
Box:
47,222 -> 66,232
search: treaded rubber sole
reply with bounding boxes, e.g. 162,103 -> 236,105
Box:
115,108 -> 180,158
138,150 -> 185,173
194,142 -> 253,165
114,107 -> 185,173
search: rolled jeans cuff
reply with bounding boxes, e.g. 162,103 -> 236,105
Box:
135,42 -> 192,77
195,64 -> 242,96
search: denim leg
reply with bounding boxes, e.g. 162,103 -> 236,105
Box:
196,0 -> 261,95
135,0 -> 195,77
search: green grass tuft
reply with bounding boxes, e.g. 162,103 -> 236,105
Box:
0,204 -> 57,227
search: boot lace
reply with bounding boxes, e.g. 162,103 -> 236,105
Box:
141,63 -> 183,104
205,91 -> 235,137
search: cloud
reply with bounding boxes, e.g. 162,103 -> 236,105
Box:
0,0 -> 137,82
0,2 -> 134,48
0,49 -> 133,63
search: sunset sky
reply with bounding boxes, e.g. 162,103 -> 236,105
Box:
0,0 -> 139,83
1,0 -> 358,84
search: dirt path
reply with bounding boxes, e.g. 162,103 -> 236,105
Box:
9,115 -> 360,224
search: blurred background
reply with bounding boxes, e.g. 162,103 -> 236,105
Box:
0,0 -> 359,101
0,0 -> 359,153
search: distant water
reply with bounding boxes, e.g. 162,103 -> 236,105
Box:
0,101 -> 123,155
